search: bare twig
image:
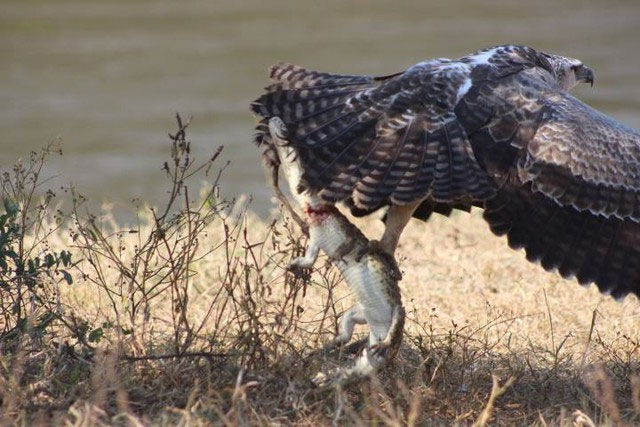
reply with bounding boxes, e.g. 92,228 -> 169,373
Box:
580,308 -> 598,370
473,375 -> 516,427
120,351 -> 226,362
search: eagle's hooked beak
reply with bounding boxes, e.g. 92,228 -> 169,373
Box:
576,65 -> 595,87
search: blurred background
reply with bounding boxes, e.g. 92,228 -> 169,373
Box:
2,0 -> 640,217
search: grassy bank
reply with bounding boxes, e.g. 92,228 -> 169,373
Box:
1,118 -> 640,426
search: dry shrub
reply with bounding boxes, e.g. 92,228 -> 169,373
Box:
1,116 -> 640,425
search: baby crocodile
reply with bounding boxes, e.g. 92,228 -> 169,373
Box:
264,117 -> 405,387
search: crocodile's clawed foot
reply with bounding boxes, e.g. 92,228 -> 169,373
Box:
310,364 -> 358,390
369,341 -> 391,359
310,369 -> 362,390
285,262 -> 304,273
310,347 -> 381,389
286,263 -> 312,282
311,370 -> 334,389
286,255 -> 315,274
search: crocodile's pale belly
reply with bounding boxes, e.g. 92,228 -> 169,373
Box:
312,217 -> 395,342
342,261 -> 394,342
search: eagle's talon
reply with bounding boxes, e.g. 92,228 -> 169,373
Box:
330,239 -> 357,264
355,239 -> 381,262
354,240 -> 403,280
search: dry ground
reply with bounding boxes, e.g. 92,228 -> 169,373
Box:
3,203 -> 640,426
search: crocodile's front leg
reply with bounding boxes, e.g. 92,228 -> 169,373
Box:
288,238 -> 320,270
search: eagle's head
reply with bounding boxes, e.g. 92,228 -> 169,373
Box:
540,52 -> 595,90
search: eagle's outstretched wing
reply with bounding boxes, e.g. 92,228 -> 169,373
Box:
520,92 -> 640,221
252,46 -> 640,298
453,66 -> 640,298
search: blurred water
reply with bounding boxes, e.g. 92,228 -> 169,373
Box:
2,0 -> 640,217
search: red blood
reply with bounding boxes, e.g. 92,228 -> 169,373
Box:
304,204 -> 331,224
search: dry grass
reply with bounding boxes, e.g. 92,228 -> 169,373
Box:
2,119 -> 640,426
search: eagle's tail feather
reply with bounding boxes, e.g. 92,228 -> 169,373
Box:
251,63 -> 399,200
250,63 -> 379,149
267,62 -> 373,91
408,199 -> 475,222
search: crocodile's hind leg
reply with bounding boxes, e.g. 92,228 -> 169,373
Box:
312,305 -> 406,389
327,304 -> 367,351
311,346 -> 385,389
304,305 -> 368,362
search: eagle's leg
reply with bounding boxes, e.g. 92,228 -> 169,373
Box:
378,199 -> 425,255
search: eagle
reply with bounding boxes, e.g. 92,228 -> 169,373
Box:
251,44 -> 640,300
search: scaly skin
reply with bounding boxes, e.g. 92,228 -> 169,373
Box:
265,117 -> 405,387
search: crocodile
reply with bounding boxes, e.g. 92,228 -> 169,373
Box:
263,116 -> 405,387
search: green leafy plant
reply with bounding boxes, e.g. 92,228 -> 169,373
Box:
0,142 -> 73,342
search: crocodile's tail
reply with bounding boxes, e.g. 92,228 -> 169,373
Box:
267,117 -> 306,200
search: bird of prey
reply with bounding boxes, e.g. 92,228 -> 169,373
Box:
251,44 -> 640,299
